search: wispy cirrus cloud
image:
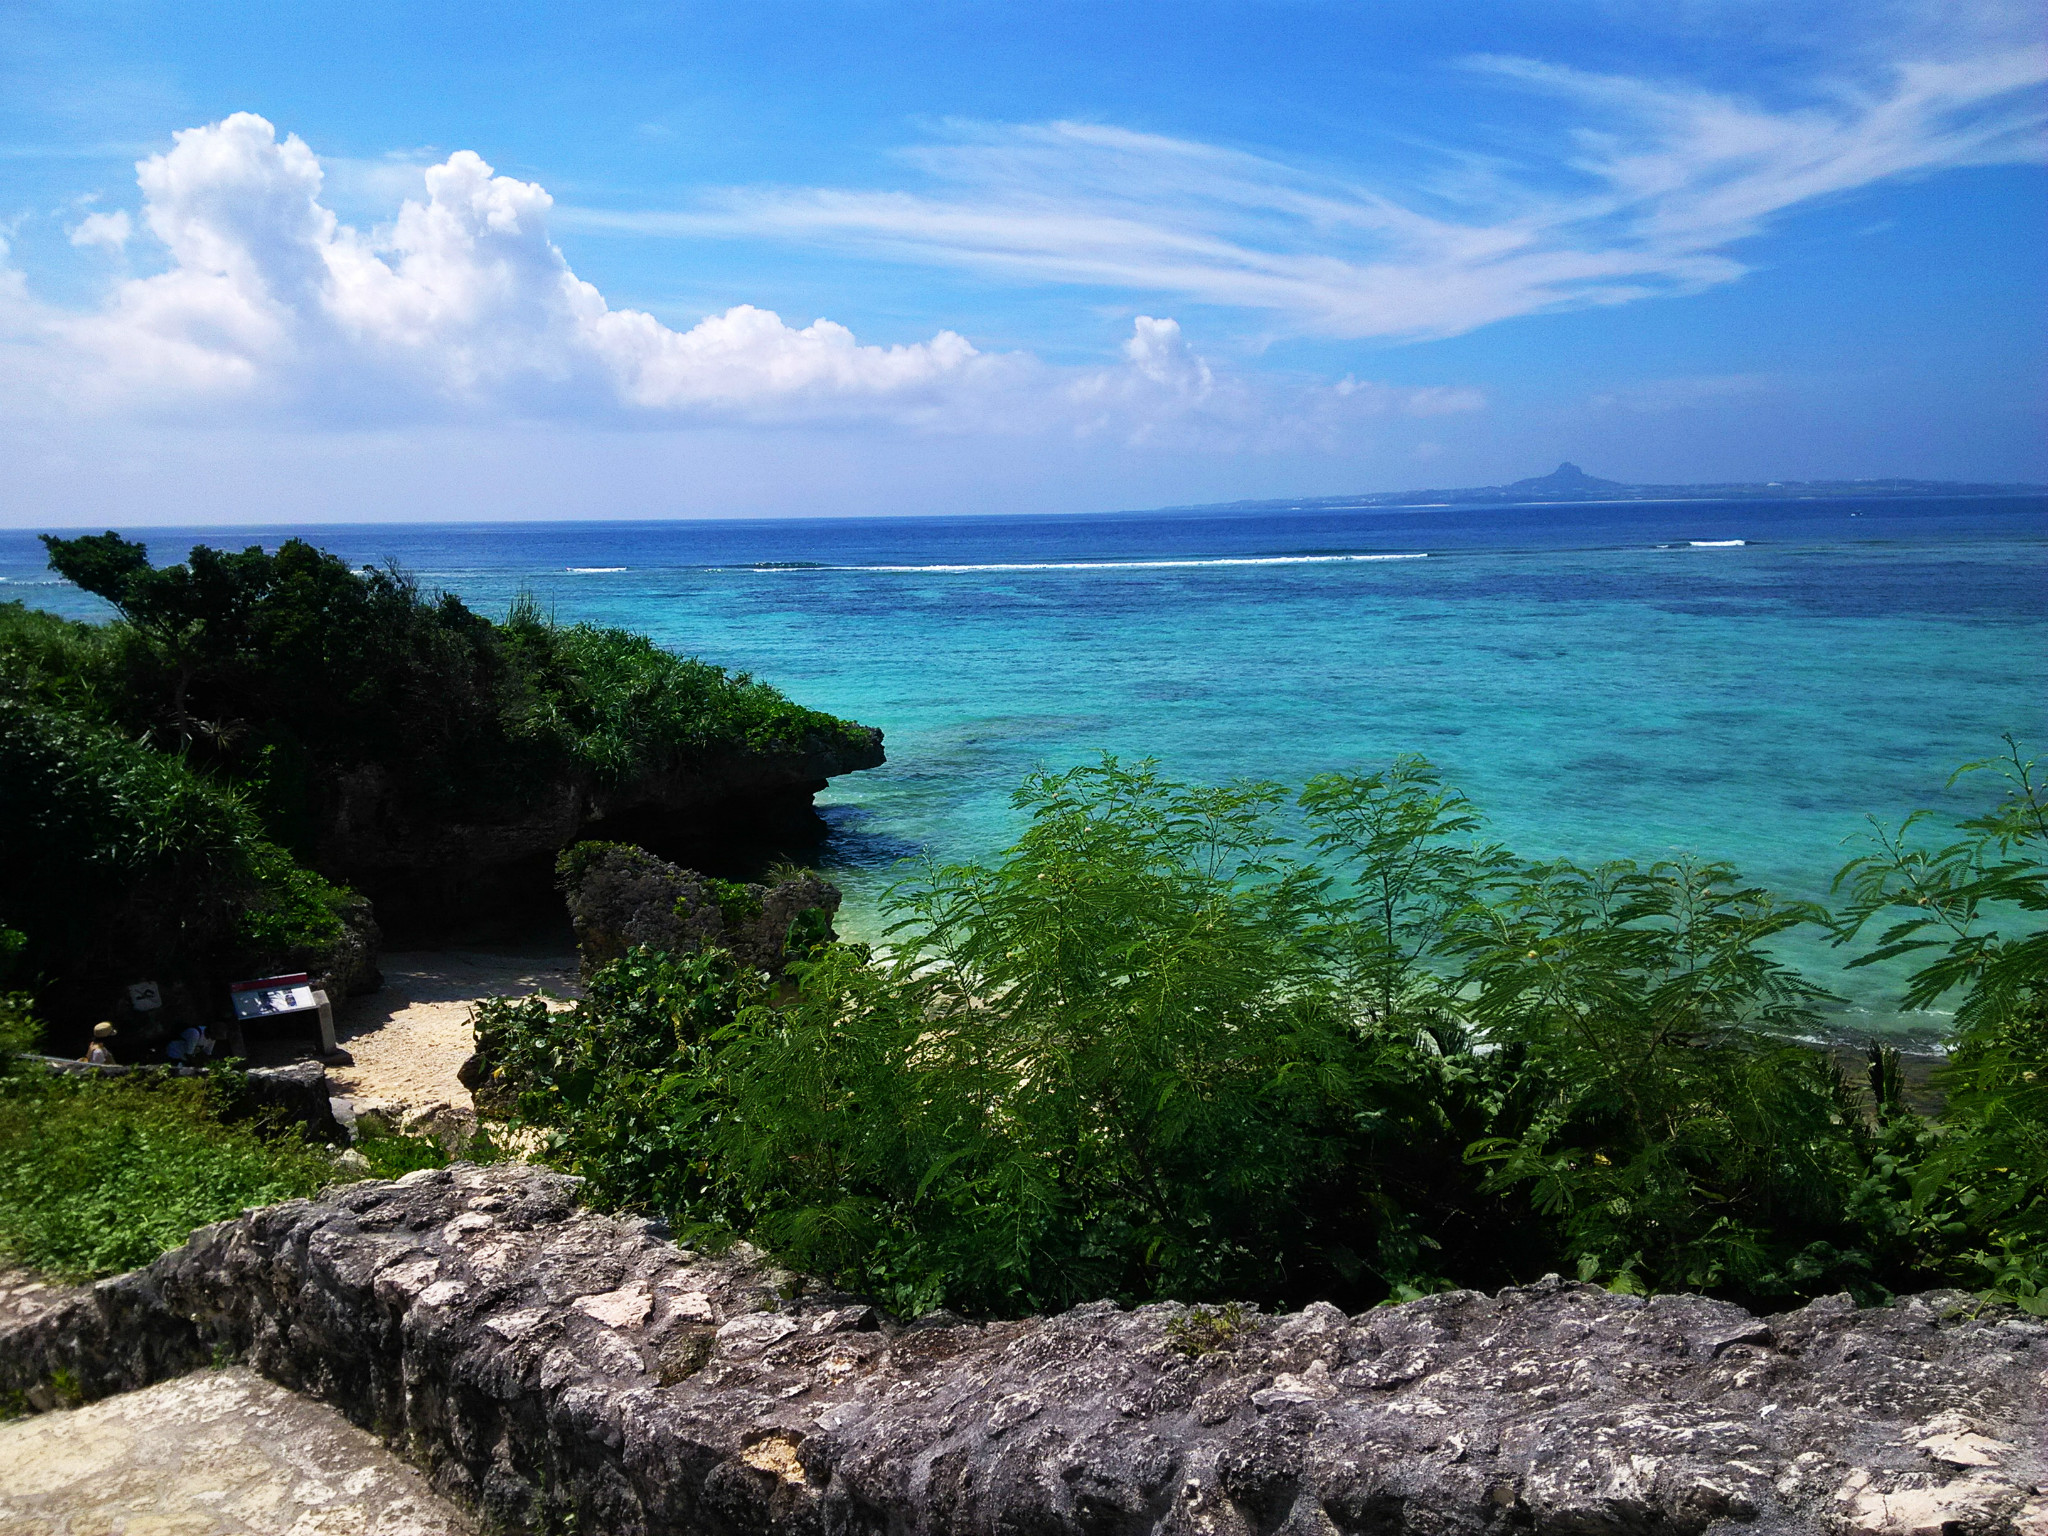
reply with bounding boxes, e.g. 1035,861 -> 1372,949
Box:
561,40 -> 2047,341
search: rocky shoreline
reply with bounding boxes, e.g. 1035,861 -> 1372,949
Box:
4,1162 -> 2042,1536
325,728 -> 885,938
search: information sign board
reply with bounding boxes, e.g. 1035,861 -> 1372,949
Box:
230,972 -> 317,1021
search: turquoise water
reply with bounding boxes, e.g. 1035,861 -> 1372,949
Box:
7,494 -> 2044,1038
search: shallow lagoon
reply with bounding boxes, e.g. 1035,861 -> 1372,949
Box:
8,493 -> 2043,1037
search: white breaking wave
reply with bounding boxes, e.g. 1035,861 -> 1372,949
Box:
566,566 -> 629,572
817,552 -> 1431,573
1688,539 -> 1747,547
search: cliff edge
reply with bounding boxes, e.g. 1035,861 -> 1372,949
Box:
321,723 -> 883,934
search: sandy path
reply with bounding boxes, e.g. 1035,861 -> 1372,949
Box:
319,949 -> 579,1120
0,1367 -> 471,1534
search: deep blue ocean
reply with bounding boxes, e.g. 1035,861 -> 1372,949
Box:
7,493 -> 2044,1040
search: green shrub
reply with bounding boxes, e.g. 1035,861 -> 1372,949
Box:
0,990 -> 40,1068
1455,856 -> 1868,1298
352,1122 -> 451,1180
0,602 -> 119,717
478,748 -> 2048,1318
0,696 -> 257,989
0,696 -> 361,1023
235,841 -> 350,952
0,1067 -> 333,1280
35,533 -> 872,831
516,620 -> 869,774
471,946 -> 761,1219
476,758 -> 1874,1314
1833,738 -> 2048,1310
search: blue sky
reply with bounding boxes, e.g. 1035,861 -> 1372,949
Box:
1,0 -> 2043,523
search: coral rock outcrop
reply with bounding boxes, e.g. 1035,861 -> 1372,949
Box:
560,842 -> 842,977
320,730 -> 883,937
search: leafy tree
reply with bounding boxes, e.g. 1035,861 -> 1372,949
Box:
1300,754 -> 1511,1017
472,749 -> 2045,1319
473,757 -> 1857,1313
1833,738 -> 2048,1311
1834,737 -> 2048,1031
1456,856 -> 1861,1297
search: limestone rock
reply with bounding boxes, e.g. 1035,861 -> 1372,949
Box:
320,727 -> 883,938
399,1098 -> 478,1154
0,1365 -> 473,1533
560,843 -> 843,977
38,1057 -> 344,1143
1,1164 -> 2041,1536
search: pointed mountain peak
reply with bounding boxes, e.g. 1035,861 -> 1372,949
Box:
1505,462 -> 1626,493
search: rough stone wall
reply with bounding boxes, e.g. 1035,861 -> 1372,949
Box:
3,1162 -> 2043,1535
37,1058 -> 344,1143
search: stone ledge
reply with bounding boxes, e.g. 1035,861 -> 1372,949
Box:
3,1162 -> 2044,1536
37,1056 -> 344,1143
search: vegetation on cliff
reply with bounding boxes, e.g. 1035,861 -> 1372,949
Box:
473,747 -> 2046,1319
29,534 -> 872,831
0,533 -> 874,1028
0,690 -> 368,1029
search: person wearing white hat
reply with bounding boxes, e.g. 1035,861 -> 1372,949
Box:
85,1021 -> 118,1066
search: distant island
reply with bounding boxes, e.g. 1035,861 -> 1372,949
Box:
1170,462 -> 2046,515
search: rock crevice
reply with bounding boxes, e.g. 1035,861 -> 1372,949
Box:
2,1163 -> 2042,1536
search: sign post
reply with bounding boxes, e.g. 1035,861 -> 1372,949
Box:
228,973 -> 338,1054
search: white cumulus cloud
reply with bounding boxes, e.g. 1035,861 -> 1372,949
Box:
2,113 -> 1474,448
66,209 -> 131,251
26,114 -> 1002,423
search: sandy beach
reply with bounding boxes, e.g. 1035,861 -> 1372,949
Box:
245,948 -> 580,1126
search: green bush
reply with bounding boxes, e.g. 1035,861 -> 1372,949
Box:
235,841 -> 350,952
1455,856 -> 1864,1298
1832,739 -> 2048,1311
0,602 -> 118,716
0,989 -> 41,1066
513,617 -> 867,774
472,947 -> 761,1220
478,755 -> 1943,1316
34,535 -> 872,833
476,747 -> 2047,1317
0,695 -> 360,1022
351,1121 -> 453,1180
0,1066 -> 333,1280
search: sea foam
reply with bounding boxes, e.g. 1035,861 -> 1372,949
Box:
819,552 -> 1431,574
